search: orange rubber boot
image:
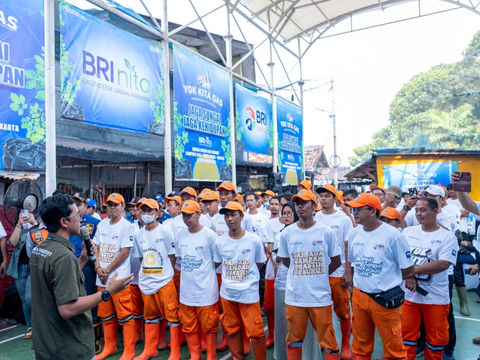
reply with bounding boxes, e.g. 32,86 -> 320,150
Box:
168,325 -> 182,360
96,319 -> 118,360
226,332 -> 244,360
216,329 -> 228,351
134,318 -> 144,344
266,313 -> 275,348
206,332 -> 218,360
119,322 -> 136,360
251,337 -> 267,360
185,332 -> 202,360
286,346 -> 302,360
242,327 -> 250,355
325,352 -> 340,360
157,320 -> 168,350
340,319 -> 352,360
134,323 -> 160,360
201,330 -> 207,352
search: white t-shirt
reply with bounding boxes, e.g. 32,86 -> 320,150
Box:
402,226 -> 458,305
132,224 -> 175,295
445,199 -> 467,232
175,227 -> 219,306
211,213 -> 256,237
348,223 -> 414,294
0,221 -> 6,238
93,217 -> 135,287
131,228 -> 142,285
315,210 -> 354,278
214,231 -> 267,304
248,211 -> 269,244
264,217 -> 284,280
278,222 -> 342,307
92,212 -> 102,221
258,206 -> 271,218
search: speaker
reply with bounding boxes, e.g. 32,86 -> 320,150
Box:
268,172 -> 284,193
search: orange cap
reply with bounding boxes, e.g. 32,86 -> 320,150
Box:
315,184 -> 340,199
337,193 -> 344,203
370,184 -> 385,193
135,197 -> 147,207
139,198 -> 159,211
219,201 -> 244,214
346,193 -> 382,211
262,190 -> 275,197
255,191 -> 262,196
297,179 -> 312,190
181,200 -> 201,214
165,196 -> 182,205
200,190 -> 219,201
291,189 -> 317,203
106,193 -> 125,204
380,207 -> 401,220
179,187 -> 197,198
217,181 -> 236,192
236,194 -> 244,202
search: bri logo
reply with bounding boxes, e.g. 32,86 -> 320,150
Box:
242,249 -> 251,254
373,244 -> 384,250
195,246 -> 204,251
286,113 -> 294,122
245,107 -> 267,132
431,239 -> 442,244
197,74 -> 210,88
83,54 -> 150,93
312,240 -> 322,246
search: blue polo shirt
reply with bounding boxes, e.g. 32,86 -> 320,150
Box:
69,213 -> 101,258
158,211 -> 172,224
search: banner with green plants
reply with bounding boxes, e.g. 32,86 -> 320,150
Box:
60,2 -> 165,135
1,0 -> 46,172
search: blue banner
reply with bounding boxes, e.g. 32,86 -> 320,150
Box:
277,97 -> 303,184
382,161 -> 459,191
0,0 -> 45,173
173,45 -> 231,181
60,2 -> 164,134
235,83 -> 272,156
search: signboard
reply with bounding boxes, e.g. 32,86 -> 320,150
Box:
0,0 -> 45,172
60,2 -> 164,134
382,161 -> 459,191
277,97 -> 303,184
173,45 -> 231,181
235,83 -> 272,155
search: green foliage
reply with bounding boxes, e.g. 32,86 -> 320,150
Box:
150,47 -> 165,124
173,100 -> 182,132
236,111 -> 243,142
351,30 -> 480,166
174,131 -> 189,160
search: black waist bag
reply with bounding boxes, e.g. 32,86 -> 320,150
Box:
365,286 -> 405,309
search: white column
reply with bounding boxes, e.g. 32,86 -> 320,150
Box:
163,0 -> 172,194
298,41 -> 305,180
44,0 -> 56,196
268,12 -> 277,173
225,3 -> 236,185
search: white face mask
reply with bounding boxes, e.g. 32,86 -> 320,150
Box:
142,214 -> 156,224
22,223 -> 33,231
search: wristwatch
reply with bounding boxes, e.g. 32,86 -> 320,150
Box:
403,204 -> 411,212
101,289 -> 112,302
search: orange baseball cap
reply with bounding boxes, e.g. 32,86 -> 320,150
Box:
262,190 -> 275,197
370,184 -> 385,193
135,197 -> 147,207
217,181 -> 236,192
337,192 -> 344,203
255,191 -> 262,196
219,201 -> 244,214
106,193 -> 125,204
200,190 -> 219,201
236,194 -> 244,202
380,207 -> 401,220
179,187 -> 197,198
315,184 -> 341,199
346,193 -> 382,211
139,198 -> 159,211
165,196 -> 182,205
181,200 -> 201,214
297,179 -> 312,190
291,189 -> 317,203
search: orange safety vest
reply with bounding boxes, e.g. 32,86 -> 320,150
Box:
30,228 -> 49,246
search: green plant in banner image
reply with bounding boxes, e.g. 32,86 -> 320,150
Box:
173,101 -> 183,132
174,131 -> 189,161
278,152 -> 284,172
124,58 -> 136,73
21,103 -> 45,143
150,50 -> 165,125
25,55 -> 45,101
221,140 -> 232,166
10,94 -> 28,116
268,118 -> 274,150
236,112 -> 243,142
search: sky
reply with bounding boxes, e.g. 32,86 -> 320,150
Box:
69,0 -> 480,167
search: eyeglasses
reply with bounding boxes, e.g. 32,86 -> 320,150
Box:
65,213 -> 81,221
352,207 -> 372,214
282,212 -> 294,217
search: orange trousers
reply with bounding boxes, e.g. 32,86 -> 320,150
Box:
402,300 -> 450,360
143,279 -> 180,326
220,299 -> 265,341
285,304 -> 339,355
329,277 -> 351,320
98,286 -> 134,325
179,303 -> 219,334
263,279 -> 275,314
352,287 -> 406,360
130,284 -> 144,319
174,269 -> 181,299
217,273 -> 223,313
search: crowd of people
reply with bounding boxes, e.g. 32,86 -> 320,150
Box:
1,169 -> 480,360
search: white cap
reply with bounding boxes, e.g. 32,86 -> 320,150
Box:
425,185 -> 445,197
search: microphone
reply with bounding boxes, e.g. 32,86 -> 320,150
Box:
80,226 -> 96,262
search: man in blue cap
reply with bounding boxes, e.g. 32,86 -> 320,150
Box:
70,191 -> 102,354
86,198 -> 101,221
155,194 -> 173,224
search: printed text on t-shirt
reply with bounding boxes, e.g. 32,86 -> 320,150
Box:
224,259 -> 249,281
292,251 -> 325,275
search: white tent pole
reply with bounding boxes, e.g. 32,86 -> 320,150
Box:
44,0 -> 56,196
298,38 -> 305,181
163,0 -> 172,194
225,1 -> 236,185
268,12 -> 278,174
